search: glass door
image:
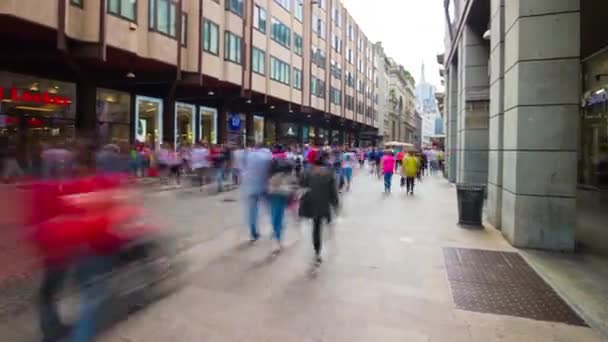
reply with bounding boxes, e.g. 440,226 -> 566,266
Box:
135,96 -> 163,148
175,102 -> 196,148
199,106 -> 217,145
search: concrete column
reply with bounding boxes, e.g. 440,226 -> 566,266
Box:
501,0 -> 580,251
162,97 -> 176,146
457,26 -> 490,185
446,65 -> 458,183
75,80 -> 97,139
487,0 -> 505,228
246,112 -> 254,147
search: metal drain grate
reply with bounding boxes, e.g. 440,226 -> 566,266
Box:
443,247 -> 586,326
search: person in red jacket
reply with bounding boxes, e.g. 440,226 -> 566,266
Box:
30,146 -> 136,342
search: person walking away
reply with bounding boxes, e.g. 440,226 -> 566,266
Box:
427,148 -> 437,175
267,154 -> 296,251
190,142 -> 209,189
299,152 -> 339,265
402,151 -> 419,195
367,148 -> 376,175
375,149 -> 384,179
342,149 -> 356,191
241,144 -> 272,241
381,151 -> 396,193
395,149 -> 405,173
358,149 -> 366,169
1,145 -> 24,183
168,144 -> 182,185
420,151 -> 428,179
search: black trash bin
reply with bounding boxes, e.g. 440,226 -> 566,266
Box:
456,184 -> 485,227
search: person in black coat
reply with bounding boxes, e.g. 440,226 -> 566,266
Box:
299,152 -> 339,265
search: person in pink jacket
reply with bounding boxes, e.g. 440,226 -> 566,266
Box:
381,151 -> 396,193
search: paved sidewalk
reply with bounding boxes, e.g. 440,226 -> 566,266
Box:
98,170 -> 601,341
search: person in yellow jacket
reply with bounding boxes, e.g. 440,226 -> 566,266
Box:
402,151 -> 419,195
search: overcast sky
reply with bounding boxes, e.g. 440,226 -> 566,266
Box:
343,0 -> 445,90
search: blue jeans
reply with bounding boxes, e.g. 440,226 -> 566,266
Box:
343,167 -> 353,183
269,195 -> 288,241
216,167 -> 225,191
71,254 -> 114,342
248,193 -> 266,239
384,172 -> 393,192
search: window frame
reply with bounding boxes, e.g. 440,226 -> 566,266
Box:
224,30 -> 243,64
253,4 -> 267,34
252,47 -> 266,75
202,19 -> 220,55
70,0 -> 84,8
293,67 -> 303,90
225,0 -> 244,17
294,33 -> 303,56
270,17 -> 291,49
270,56 -> 290,85
107,0 -> 138,22
294,0 -> 303,22
274,0 -> 291,13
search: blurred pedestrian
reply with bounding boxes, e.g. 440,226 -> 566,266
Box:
299,152 -> 339,265
342,149 -> 356,191
242,144 -> 272,241
268,149 -> 296,251
191,142 -> 210,189
381,151 -> 395,193
402,151 -> 419,195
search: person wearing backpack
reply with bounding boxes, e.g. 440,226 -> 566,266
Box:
268,150 -> 296,251
299,151 -> 339,265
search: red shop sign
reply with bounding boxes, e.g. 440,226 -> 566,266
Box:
0,86 -> 72,106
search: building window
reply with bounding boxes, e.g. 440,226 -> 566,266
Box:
345,95 -> 354,110
330,60 -> 342,80
312,15 -> 325,39
225,0 -> 244,16
270,56 -> 290,85
252,47 -> 265,75
70,0 -> 83,8
311,46 -> 326,69
332,2 -> 341,26
311,77 -> 325,98
294,0 -> 303,21
97,88 -> 131,145
274,0 -> 291,12
346,72 -> 354,87
148,0 -> 187,44
108,0 -> 137,21
253,4 -> 267,33
318,0 -> 326,10
348,23 -> 353,40
293,68 -> 302,90
332,34 -> 341,53
347,48 -> 353,64
330,87 -> 341,105
181,14 -> 187,46
202,19 -> 219,55
224,31 -> 242,64
294,33 -> 303,56
271,18 -> 291,48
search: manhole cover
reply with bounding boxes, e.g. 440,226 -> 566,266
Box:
222,198 -> 237,202
443,247 -> 586,326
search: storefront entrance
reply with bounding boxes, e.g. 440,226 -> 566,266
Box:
199,106 -> 217,145
135,96 -> 162,148
0,72 -> 76,170
175,102 -> 195,147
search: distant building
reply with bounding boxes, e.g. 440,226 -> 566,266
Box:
416,63 -> 444,146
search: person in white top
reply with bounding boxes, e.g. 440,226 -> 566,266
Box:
190,142 -> 210,188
